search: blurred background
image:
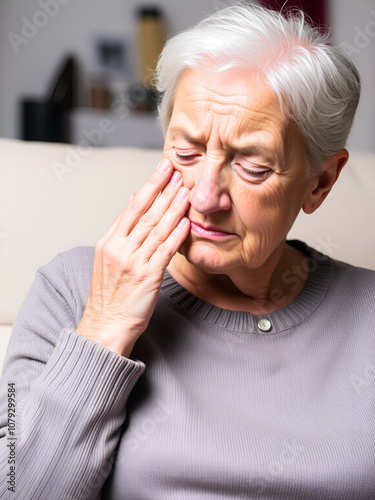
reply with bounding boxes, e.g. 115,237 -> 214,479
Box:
0,0 -> 374,151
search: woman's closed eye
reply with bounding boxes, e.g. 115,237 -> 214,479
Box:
174,148 -> 271,183
174,148 -> 201,164
233,162 -> 271,183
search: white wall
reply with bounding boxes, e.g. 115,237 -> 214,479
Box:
1,0 -> 375,152
329,0 -> 375,153
0,0 -> 222,140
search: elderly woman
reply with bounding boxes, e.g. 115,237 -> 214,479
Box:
0,4 -> 374,499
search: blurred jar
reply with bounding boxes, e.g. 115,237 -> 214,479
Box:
137,6 -> 165,90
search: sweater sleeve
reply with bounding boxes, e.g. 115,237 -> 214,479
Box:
0,251 -> 146,499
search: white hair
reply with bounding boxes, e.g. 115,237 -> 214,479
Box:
155,3 -> 361,176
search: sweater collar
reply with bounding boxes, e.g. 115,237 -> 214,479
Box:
160,240 -> 333,334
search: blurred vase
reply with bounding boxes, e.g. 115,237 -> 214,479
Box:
20,55 -> 77,143
137,6 -> 165,89
21,100 -> 68,143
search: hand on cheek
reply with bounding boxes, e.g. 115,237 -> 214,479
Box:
76,159 -> 190,357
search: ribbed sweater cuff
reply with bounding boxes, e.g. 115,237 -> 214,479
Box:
38,328 -> 146,410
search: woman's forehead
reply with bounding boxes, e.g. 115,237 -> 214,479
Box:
170,68 -> 287,142
174,68 -> 280,109
169,70 -> 289,148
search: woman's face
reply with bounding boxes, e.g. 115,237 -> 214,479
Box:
163,68 -> 318,274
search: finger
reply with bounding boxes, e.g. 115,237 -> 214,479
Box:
148,216 -> 191,269
124,171 -> 184,252
133,186 -> 190,258
113,158 -> 173,238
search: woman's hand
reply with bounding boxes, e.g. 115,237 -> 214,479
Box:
76,159 -> 190,357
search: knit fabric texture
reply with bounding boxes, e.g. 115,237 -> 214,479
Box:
0,241 -> 374,499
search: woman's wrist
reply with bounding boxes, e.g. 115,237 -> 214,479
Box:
76,317 -> 137,358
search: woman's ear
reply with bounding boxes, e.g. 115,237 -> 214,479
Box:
302,149 -> 349,215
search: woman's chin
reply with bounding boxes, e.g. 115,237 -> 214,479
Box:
178,240 -> 231,273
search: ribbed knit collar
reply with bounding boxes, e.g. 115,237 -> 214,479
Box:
160,240 -> 333,334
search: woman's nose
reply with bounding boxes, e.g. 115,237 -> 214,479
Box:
188,160 -> 231,214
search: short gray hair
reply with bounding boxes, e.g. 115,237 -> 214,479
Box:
155,3 -> 361,176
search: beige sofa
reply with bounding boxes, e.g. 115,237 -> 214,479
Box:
1,137 -> 374,370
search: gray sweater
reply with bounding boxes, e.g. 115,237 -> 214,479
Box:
0,241 -> 374,499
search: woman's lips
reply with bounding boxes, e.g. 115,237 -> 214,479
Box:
189,221 -> 237,239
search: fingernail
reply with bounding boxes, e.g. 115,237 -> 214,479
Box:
178,217 -> 188,227
169,170 -> 181,185
177,187 -> 189,201
156,159 -> 170,173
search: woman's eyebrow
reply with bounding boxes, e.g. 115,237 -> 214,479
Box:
169,126 -> 203,143
170,126 -> 278,158
232,144 -> 275,156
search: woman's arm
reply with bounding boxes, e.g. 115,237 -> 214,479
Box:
0,252 -> 145,499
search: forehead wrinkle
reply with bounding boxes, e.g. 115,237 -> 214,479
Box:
170,109 -> 214,144
173,67 -> 284,124
177,88 -> 284,130
170,109 -> 285,157
173,101 -> 282,138
182,76 -> 281,111
175,99 -> 250,128
189,82 -> 253,105
171,86 -> 286,153
179,92 -> 279,121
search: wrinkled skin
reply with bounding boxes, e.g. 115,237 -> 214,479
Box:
164,68 -> 348,313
